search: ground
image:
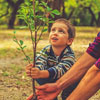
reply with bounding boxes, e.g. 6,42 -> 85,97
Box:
0,27 -> 100,100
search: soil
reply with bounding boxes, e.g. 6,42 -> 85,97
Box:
0,57 -> 100,100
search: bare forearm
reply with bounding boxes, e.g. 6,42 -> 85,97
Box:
57,52 -> 97,90
40,70 -> 49,78
66,65 -> 100,100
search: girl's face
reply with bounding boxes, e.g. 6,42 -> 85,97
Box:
49,22 -> 73,48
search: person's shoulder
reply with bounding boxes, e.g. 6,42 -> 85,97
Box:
43,45 -> 51,49
67,46 -> 74,54
97,32 -> 100,36
63,46 -> 75,57
40,45 -> 51,54
42,45 -> 51,51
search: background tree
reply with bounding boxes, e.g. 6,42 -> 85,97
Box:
6,0 -> 24,29
64,0 -> 100,26
0,0 -> 100,28
0,0 -> 24,29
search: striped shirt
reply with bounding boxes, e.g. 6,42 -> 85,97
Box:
36,45 -> 75,85
86,32 -> 100,69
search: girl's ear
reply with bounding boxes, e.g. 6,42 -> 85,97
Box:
67,38 -> 74,45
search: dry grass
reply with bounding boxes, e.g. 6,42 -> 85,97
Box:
0,27 -> 100,100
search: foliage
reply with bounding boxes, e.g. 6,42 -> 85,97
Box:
13,0 -> 60,99
14,0 -> 60,63
64,0 -> 100,26
0,0 -> 100,28
0,0 -> 9,24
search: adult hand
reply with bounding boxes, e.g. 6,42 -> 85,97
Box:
26,94 -> 33,100
36,83 -> 61,100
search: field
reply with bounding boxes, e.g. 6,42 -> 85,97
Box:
0,27 -> 100,100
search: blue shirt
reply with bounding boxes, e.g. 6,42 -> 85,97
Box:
36,45 -> 75,85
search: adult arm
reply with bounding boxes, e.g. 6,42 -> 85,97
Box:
57,52 -> 96,90
66,64 -> 100,100
36,52 -> 97,100
36,32 -> 100,100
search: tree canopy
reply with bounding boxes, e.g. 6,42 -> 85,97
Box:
0,0 -> 100,29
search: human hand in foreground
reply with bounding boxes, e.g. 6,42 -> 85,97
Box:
26,64 -> 49,79
36,83 -> 61,100
26,94 -> 33,100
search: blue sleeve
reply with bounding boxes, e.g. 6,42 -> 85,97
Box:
48,54 -> 75,80
35,46 -> 51,85
35,46 -> 49,70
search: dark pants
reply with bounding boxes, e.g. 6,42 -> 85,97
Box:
54,97 -> 58,100
61,81 -> 80,100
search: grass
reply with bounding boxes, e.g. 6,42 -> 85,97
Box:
0,27 -> 100,100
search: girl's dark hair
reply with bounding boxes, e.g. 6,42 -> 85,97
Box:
54,18 -> 75,39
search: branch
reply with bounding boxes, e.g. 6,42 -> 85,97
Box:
67,8 -> 75,20
37,22 -> 46,44
85,6 -> 97,24
13,36 -> 31,64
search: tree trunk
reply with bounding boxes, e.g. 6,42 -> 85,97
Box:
7,0 -> 24,29
52,0 -> 63,19
97,12 -> 100,27
47,0 -> 63,31
67,8 -> 74,20
8,8 -> 18,29
90,17 -> 95,26
86,7 -> 97,26
62,1 -> 67,18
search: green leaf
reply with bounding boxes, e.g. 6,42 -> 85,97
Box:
17,48 -> 21,51
19,40 -> 23,45
19,26 -> 28,29
30,25 -> 35,31
13,35 -> 16,39
47,7 -> 52,11
50,13 -> 55,18
48,21 -> 54,23
2,72 -> 9,76
40,2 -> 47,7
42,28 -> 48,32
26,56 -> 31,60
24,58 -> 28,61
22,45 -> 27,49
36,15 -> 42,19
13,30 -> 16,34
51,10 -> 61,15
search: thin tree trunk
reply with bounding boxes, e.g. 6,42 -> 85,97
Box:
7,0 -> 24,29
86,7 -> 97,26
97,12 -> 100,27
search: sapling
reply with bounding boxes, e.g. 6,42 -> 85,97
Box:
13,0 -> 60,99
